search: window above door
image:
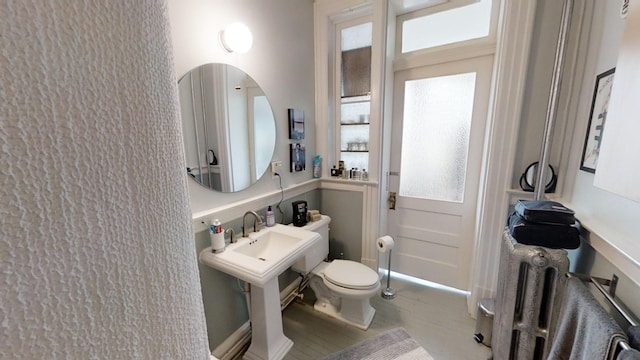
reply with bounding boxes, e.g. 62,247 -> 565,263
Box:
397,0 -> 496,56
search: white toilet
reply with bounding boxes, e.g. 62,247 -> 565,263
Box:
292,215 -> 380,330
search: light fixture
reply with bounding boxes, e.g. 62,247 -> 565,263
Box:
219,22 -> 253,53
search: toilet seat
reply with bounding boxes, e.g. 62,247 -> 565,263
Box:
323,260 -> 379,290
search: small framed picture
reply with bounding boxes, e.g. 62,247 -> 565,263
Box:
580,68 -> 615,173
290,143 -> 305,172
288,109 -> 305,140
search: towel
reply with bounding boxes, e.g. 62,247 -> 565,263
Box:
628,326 -> 640,350
547,277 -> 627,360
617,348 -> 640,360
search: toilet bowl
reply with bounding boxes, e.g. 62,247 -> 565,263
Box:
292,215 -> 380,330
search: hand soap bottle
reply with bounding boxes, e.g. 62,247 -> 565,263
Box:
266,206 -> 275,227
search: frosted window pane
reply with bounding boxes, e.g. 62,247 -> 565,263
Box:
341,22 -> 372,51
399,72 -> 476,202
341,100 -> 370,124
402,0 -> 492,53
341,124 -> 369,151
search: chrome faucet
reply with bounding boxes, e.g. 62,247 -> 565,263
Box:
225,228 -> 236,243
243,210 -> 263,237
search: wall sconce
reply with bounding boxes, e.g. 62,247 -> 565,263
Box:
219,22 -> 253,53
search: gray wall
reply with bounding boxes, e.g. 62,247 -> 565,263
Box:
320,189 -> 364,262
513,0 -> 565,185
568,242 -> 640,320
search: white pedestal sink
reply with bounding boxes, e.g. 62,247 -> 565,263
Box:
200,224 -> 320,360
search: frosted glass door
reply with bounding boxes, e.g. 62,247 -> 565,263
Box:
400,73 -> 476,202
387,56 -> 493,290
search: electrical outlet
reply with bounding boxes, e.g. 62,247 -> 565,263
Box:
271,160 -> 283,177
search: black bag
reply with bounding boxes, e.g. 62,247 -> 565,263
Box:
507,211 -> 580,249
514,200 -> 575,225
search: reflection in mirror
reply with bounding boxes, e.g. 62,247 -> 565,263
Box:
178,63 -> 276,193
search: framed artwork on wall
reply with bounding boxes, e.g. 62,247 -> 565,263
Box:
580,67 -> 615,173
288,109 -> 305,140
290,143 -> 305,172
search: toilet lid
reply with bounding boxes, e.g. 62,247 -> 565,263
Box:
324,260 -> 379,290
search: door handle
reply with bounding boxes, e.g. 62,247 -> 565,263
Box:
388,191 -> 397,210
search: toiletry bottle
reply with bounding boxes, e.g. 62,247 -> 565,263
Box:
210,219 -> 225,253
266,206 -> 275,227
212,219 -> 222,233
313,155 -> 321,178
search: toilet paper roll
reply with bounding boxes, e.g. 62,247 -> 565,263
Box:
376,235 -> 394,253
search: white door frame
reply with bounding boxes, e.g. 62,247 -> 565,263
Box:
466,0 -> 538,315
388,55 -> 494,291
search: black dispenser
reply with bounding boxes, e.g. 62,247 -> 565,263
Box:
292,200 -> 308,227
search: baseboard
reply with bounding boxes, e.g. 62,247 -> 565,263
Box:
212,321 -> 251,360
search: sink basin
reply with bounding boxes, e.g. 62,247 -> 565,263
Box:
199,223 -> 320,287
235,230 -> 302,261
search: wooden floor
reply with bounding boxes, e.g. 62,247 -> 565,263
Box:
281,275 -> 493,360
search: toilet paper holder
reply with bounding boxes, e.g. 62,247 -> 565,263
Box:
377,235 -> 396,300
381,249 -> 396,300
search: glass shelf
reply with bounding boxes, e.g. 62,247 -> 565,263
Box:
341,96 -> 371,104
340,122 -> 370,126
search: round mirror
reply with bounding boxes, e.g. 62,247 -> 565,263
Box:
178,63 -> 276,193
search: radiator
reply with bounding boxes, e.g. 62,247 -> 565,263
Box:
492,230 -> 570,360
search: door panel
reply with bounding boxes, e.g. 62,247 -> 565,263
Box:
388,55 -> 493,290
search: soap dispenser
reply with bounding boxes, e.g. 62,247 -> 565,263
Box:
266,206 -> 275,227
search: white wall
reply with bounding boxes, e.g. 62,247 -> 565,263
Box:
168,0 -> 316,219
2,2 -> 209,358
560,0 -> 640,312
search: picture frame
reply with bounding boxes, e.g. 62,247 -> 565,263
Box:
580,67 -> 615,173
290,143 -> 305,173
288,109 -> 305,140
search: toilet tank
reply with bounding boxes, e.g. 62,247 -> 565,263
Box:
291,215 -> 331,274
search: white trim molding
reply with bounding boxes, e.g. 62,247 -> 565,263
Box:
467,0 -> 538,316
192,179 -> 319,232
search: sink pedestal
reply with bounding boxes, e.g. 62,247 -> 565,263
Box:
243,277 -> 293,360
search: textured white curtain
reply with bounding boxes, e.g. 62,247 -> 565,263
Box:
1,1 -> 209,358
